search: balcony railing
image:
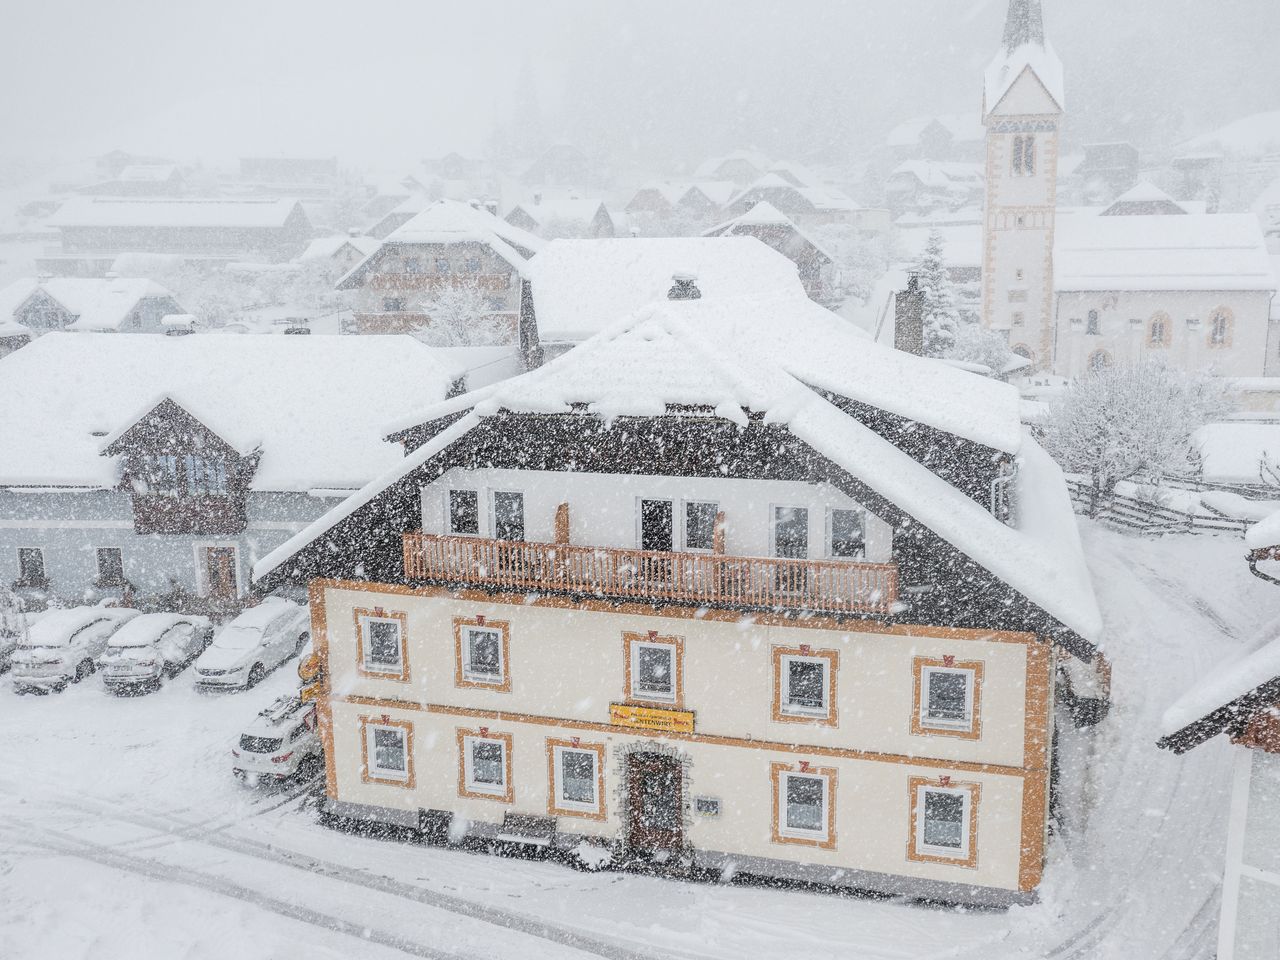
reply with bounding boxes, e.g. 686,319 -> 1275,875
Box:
403,533 -> 898,615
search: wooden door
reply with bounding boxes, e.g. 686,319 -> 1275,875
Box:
626,753 -> 682,851
206,547 -> 237,601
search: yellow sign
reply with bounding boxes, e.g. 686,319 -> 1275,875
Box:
609,703 -> 695,734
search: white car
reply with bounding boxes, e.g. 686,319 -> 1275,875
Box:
193,598 -> 309,691
0,589 -> 29,674
232,694 -> 323,783
99,613 -> 214,693
10,607 -> 141,693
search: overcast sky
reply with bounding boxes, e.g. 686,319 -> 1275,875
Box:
1,0 -> 1276,174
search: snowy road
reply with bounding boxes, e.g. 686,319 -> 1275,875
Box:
0,524 -> 1270,959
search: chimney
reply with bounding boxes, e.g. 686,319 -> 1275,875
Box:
533,192 -> 543,206
347,227 -> 363,238
668,272 -> 701,301
893,274 -> 925,355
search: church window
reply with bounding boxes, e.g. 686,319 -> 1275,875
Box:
1022,136 -> 1036,176
1148,312 -> 1171,348
1086,310 -> 1101,335
1208,309 -> 1233,348
1087,349 -> 1112,373
1011,136 -> 1025,176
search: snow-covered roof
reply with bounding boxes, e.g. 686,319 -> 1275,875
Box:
1,277 -> 177,331
1053,214 -> 1276,293
1099,182 -> 1190,216
701,203 -> 836,261
885,114 -> 985,148
507,196 -> 606,227
0,333 -> 461,491
680,181 -> 737,205
1161,629 -> 1280,741
47,197 -> 304,229
524,236 -> 804,344
888,161 -> 984,188
1181,110 -> 1280,156
694,151 -> 771,179
297,235 -> 381,262
629,181 -> 686,205
386,199 -> 541,261
983,41 -> 1065,117
723,175 -> 858,214
1246,506 -> 1280,549
256,303 -> 1097,648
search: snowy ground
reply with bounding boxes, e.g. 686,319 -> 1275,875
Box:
1,524 -> 1272,960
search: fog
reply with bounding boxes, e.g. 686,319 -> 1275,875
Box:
1,0 -> 1277,173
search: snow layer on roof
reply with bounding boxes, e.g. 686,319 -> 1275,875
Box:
1162,629 -> 1280,735
1109,181 -> 1182,206
682,181 -> 737,205
259,306 -> 1094,644
0,278 -> 39,321
509,196 -> 605,226
1053,214 -> 1276,292
47,197 -> 303,229
10,277 -> 176,331
118,164 -> 178,182
0,333 -> 460,491
526,236 -> 803,343
694,151 -> 771,179
701,203 -> 835,261
298,235 -> 380,261
889,161 -> 984,187
385,199 -> 543,263
983,42 -> 1065,116
1246,506 -> 1280,548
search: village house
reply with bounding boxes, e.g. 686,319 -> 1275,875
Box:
254,275 -> 1107,907
693,151 -> 772,186
674,182 -> 737,222
1158,510 -> 1280,960
624,182 -> 685,220
516,235 -> 805,363
41,197 -> 313,275
718,174 -> 863,228
297,232 -> 382,273
77,164 -> 186,198
503,195 -> 616,239
885,161 -> 986,217
337,199 -> 543,339
0,275 -> 184,346
0,333 -> 463,610
702,201 -> 835,302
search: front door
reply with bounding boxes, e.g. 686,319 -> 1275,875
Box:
626,753 -> 683,852
206,547 -> 237,601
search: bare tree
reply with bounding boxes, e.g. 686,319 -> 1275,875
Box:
416,279 -> 513,347
1039,360 -> 1234,515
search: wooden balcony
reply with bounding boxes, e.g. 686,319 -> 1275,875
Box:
403,533 -> 898,615
368,273 -> 514,292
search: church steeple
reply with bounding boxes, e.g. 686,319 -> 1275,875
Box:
1001,0 -> 1045,51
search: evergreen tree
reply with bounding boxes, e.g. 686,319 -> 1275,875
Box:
912,229 -> 959,357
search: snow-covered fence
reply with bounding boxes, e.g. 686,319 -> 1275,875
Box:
1064,480 -> 1254,537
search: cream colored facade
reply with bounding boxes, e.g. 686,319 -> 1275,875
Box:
311,580 -> 1053,904
981,68 -> 1062,368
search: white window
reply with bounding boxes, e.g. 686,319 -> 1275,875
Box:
367,724 -> 408,781
553,745 -> 599,811
779,654 -> 829,716
920,666 -> 976,730
448,489 -> 479,536
683,501 -> 718,552
462,626 -> 504,684
915,785 -> 970,856
828,508 -> 865,559
779,771 -> 829,841
631,640 -> 676,702
359,614 -> 403,673
463,736 -> 507,795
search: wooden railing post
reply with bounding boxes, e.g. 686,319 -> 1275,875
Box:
555,503 -> 570,544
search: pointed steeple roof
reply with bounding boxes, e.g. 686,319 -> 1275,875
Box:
1002,0 -> 1045,52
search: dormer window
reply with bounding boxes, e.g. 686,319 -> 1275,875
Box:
141,454 -> 181,496
185,455 -> 228,496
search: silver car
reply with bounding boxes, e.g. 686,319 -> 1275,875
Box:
99,613 -> 214,693
11,607 -> 141,693
193,598 -> 310,691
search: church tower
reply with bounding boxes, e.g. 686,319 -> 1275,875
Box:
980,0 -> 1064,368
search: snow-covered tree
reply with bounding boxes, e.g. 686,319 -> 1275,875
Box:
912,229 -> 959,357
946,322 -> 1013,373
807,224 -> 888,308
417,280 -> 512,347
1039,360 -> 1234,514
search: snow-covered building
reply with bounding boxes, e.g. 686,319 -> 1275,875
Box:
623,182 -> 685,218
504,196 -> 615,239
883,114 -> 986,164
297,233 -> 382,272
337,199 -> 543,339
885,161 -> 985,216
255,274 -> 1106,906
675,182 -> 737,221
41,197 -> 313,274
718,174 -> 862,228
702,202 -> 834,302
0,333 -> 463,607
0,276 -> 184,342
517,236 -> 805,362
1160,516 -> 1280,958
693,151 -> 772,186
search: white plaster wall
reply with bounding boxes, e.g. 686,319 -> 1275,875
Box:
1053,290 -> 1273,377
419,468 -> 894,563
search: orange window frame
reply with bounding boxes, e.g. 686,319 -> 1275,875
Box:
359,715 -> 415,788
457,727 -> 514,803
545,737 -> 607,821
911,656 -> 984,740
622,631 -> 685,709
771,645 -> 839,726
907,775 -> 980,867
354,607 -> 409,682
453,616 -> 512,693
770,761 -> 837,850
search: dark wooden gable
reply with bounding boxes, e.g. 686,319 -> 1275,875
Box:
258,410 -> 1095,661
16,289 -> 75,332
103,397 -> 256,536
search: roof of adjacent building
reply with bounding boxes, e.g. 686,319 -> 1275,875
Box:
725,174 -> 859,213
0,276 -> 178,331
1181,110 -> 1280,156
701,202 -> 836,261
506,196 -> 607,227
525,236 -> 804,344
888,160 -> 984,187
680,181 -> 738,205
693,151 -> 772,179
256,295 -> 1099,650
0,333 -> 461,492
1053,213 -> 1276,292
297,234 -> 381,262
885,114 -> 985,148
1099,182 -> 1190,216
47,197 -> 306,229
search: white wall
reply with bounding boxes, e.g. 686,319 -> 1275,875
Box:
419,467 -> 894,562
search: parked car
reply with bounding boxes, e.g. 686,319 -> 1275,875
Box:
231,694 -> 323,783
10,607 -> 141,693
99,613 -> 214,693
0,588 -> 28,674
193,598 -> 309,691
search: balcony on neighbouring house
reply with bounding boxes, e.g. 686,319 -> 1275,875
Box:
403,533 -> 898,615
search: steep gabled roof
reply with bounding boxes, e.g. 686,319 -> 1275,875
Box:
983,2 -> 1063,118
12,277 -> 179,331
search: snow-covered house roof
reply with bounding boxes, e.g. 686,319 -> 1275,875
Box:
701,202 -> 836,262
1192,422 -> 1280,484
1053,214 -> 1276,293
1099,182 -> 1190,217
255,299 -> 1099,652
723,175 -> 859,216
885,114 -> 986,148
505,196 -> 608,229
297,234 -> 381,262
47,197 -> 305,229
1,276 -> 178,332
888,161 -> 984,188
679,182 -> 737,206
694,151 -> 771,180
524,236 -> 804,345
0,333 -> 461,492
1181,110 -> 1280,156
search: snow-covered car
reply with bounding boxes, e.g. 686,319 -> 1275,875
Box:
231,694 -> 323,783
99,613 -> 214,693
10,607 -> 141,693
0,589 -> 29,674
193,598 -> 309,691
